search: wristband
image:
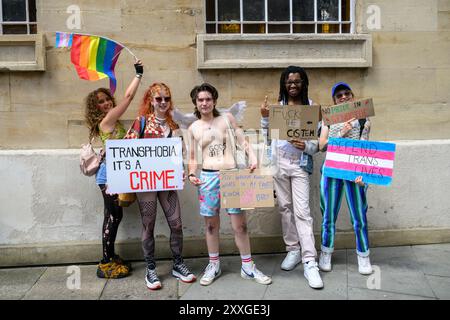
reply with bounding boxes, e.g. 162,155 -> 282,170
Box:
134,63 -> 144,76
136,74 -> 143,79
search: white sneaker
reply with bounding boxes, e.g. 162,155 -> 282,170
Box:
200,262 -> 221,286
281,250 -> 302,271
303,261 -> 324,289
241,263 -> 272,285
357,255 -> 373,275
319,251 -> 332,272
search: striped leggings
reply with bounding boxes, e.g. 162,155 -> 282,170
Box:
320,173 -> 370,256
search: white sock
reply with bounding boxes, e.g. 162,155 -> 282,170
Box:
241,254 -> 253,272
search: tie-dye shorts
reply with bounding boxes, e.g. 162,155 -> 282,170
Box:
198,170 -> 241,217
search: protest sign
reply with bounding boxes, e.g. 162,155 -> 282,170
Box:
106,137 -> 184,193
323,138 -> 396,186
268,104 -> 321,140
220,169 -> 274,209
321,98 -> 375,126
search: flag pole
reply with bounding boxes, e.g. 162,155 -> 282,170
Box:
56,31 -> 139,61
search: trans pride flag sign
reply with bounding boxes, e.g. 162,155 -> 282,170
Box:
323,138 -> 396,186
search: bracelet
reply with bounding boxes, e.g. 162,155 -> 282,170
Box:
135,74 -> 143,79
188,173 -> 196,178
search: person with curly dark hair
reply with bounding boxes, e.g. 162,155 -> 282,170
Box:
260,66 -> 323,289
84,60 -> 143,279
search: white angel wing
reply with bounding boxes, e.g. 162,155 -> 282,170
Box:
172,101 -> 247,128
171,108 -> 198,129
217,101 -> 246,122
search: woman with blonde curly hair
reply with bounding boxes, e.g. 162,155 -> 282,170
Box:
124,82 -> 196,290
84,60 -> 143,279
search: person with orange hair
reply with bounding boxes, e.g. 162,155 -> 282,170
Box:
124,82 -> 196,290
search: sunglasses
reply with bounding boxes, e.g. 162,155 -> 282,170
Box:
334,91 -> 353,99
154,96 -> 171,103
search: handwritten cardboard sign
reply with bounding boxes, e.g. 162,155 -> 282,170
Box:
106,138 -> 184,193
323,138 -> 396,186
269,104 -> 321,140
321,98 -> 375,126
220,169 -> 275,209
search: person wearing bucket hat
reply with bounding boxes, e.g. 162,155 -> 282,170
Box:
318,82 -> 373,275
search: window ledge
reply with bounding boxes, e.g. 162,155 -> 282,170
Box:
197,34 -> 372,69
0,34 -> 46,72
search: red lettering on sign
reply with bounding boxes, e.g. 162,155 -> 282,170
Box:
129,170 -> 178,191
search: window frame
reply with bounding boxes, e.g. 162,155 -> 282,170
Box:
206,0 -> 356,35
0,0 -> 37,35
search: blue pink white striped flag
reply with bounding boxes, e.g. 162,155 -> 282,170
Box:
323,138 -> 396,186
55,32 -> 73,48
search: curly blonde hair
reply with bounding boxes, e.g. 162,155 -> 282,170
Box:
139,83 -> 179,130
84,88 -> 117,140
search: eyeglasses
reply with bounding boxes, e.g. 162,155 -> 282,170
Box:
334,91 -> 353,99
285,80 -> 303,86
155,96 -> 171,103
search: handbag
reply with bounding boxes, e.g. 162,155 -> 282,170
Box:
118,116 -> 146,207
79,137 -> 103,176
118,192 -> 137,207
223,115 -> 247,169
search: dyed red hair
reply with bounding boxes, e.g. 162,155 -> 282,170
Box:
139,82 -> 179,130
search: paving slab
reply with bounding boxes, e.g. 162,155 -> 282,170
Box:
23,265 -> 105,300
263,250 -> 348,300
100,261 -> 178,300
425,275 -> 450,300
178,257 -> 207,298
180,254 -> 275,300
0,267 -> 46,300
348,287 -> 436,300
412,243 -> 450,277
347,246 -> 436,298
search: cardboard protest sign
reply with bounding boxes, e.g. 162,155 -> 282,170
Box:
106,137 -> 184,193
268,105 -> 321,140
220,169 -> 274,209
321,98 -> 375,126
323,138 -> 396,186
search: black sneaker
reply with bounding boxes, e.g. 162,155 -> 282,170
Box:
172,262 -> 196,283
145,267 -> 162,290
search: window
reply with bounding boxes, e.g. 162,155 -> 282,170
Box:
1,0 -> 37,34
205,0 -> 354,34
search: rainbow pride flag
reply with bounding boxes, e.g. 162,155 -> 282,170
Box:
56,34 -> 123,94
323,138 -> 396,186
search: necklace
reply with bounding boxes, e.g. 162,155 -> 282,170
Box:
203,117 -> 214,130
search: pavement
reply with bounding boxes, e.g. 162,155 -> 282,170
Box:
1,243 -> 450,300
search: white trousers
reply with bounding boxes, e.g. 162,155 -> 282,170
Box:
273,154 -> 317,263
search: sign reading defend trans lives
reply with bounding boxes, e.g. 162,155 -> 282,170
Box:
323,138 -> 396,186
106,138 -> 184,193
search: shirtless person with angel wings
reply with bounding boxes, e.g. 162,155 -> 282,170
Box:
185,83 -> 272,287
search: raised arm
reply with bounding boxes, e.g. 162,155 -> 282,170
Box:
100,61 -> 144,133
318,120 -> 330,152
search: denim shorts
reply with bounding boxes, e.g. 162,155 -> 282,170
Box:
95,162 -> 107,185
198,170 -> 241,217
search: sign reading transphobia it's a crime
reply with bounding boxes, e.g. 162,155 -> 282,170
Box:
106,137 -> 184,194
323,138 -> 396,186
